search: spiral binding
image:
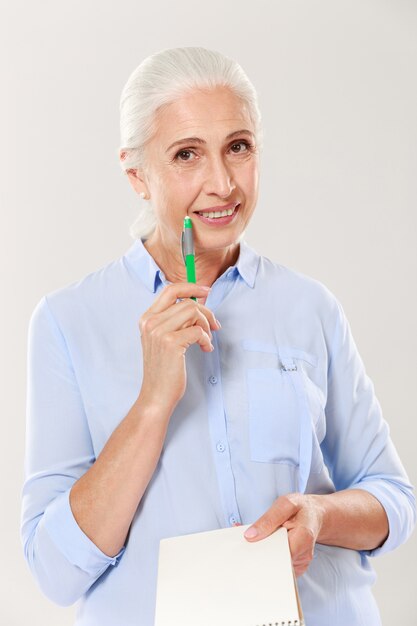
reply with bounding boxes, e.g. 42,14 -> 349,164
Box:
255,621 -> 301,626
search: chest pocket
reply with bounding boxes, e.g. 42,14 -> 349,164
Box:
242,340 -> 326,493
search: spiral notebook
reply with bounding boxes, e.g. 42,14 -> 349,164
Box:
154,523 -> 305,626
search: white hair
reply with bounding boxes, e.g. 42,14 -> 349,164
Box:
119,46 -> 263,240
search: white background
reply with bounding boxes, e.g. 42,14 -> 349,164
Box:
2,0 -> 416,624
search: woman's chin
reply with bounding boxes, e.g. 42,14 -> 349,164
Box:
194,231 -> 243,253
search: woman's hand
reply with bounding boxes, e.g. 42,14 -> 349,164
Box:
243,493 -> 324,577
243,490 -> 389,576
138,282 -> 221,415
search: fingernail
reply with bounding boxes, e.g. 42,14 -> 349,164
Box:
216,319 -> 222,328
244,527 -> 258,538
202,286 -> 211,290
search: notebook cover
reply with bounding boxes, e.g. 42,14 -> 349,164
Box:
154,523 -> 304,626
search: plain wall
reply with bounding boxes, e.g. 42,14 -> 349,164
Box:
2,0 -> 416,624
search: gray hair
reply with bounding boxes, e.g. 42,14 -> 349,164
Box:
119,46 -> 263,240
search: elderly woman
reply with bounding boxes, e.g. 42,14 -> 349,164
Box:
21,47 -> 415,626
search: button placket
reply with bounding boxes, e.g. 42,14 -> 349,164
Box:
204,332 -> 242,528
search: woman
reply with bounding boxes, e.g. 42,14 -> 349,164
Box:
21,47 -> 415,625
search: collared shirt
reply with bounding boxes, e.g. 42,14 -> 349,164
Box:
21,237 -> 415,626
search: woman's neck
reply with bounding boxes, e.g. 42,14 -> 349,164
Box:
142,230 -> 240,288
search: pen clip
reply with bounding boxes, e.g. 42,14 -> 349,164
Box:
181,230 -> 186,265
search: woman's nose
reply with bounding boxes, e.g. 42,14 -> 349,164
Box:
203,156 -> 236,198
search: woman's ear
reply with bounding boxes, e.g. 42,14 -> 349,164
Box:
126,169 -> 150,198
120,152 -> 150,199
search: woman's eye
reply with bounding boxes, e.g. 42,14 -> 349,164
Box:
175,149 -> 196,162
230,141 -> 252,154
174,141 -> 253,162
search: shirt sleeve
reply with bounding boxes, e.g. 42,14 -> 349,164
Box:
321,296 -> 416,557
20,296 -> 125,607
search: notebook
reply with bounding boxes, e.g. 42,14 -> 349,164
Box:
154,523 -> 305,626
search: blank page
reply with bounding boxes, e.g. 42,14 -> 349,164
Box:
154,523 -> 303,626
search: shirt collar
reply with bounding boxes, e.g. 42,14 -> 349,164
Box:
123,236 -> 260,293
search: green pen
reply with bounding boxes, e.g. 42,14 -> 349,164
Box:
181,216 -> 197,301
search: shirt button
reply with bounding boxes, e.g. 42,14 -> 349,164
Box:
229,515 -> 240,525
216,442 -> 225,452
209,375 -> 218,384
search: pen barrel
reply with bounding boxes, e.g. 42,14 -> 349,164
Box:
185,255 -> 196,283
182,218 -> 197,301
182,227 -> 194,257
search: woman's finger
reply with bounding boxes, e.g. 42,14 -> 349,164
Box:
146,283 -> 212,314
287,526 -> 315,569
243,495 -> 300,541
169,324 -> 215,353
165,298 -> 220,334
142,300 -> 215,343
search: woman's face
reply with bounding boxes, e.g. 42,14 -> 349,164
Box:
130,86 -> 259,252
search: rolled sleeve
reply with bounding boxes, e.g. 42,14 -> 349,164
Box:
42,488 -> 125,574
21,295 -> 125,606
321,297 -> 416,555
354,475 -> 416,557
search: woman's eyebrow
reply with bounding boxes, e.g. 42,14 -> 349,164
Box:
166,129 -> 254,153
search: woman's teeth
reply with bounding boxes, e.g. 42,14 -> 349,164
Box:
197,207 -> 235,219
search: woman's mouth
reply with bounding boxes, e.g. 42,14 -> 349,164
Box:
193,203 -> 240,226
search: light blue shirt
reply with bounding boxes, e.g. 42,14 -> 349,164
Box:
21,237 -> 415,626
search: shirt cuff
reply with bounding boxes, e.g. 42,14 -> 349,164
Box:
42,488 -> 125,575
353,479 -> 412,558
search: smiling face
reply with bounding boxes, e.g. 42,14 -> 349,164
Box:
127,86 -> 260,253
